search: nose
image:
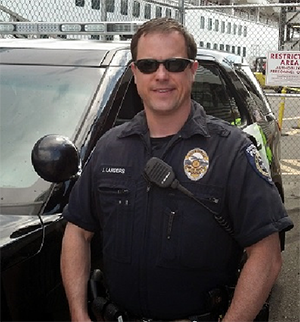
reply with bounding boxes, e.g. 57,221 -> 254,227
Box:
155,63 -> 169,79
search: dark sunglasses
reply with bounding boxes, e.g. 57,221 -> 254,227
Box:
134,58 -> 194,74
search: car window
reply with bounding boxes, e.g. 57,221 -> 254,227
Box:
114,65 -> 243,126
236,65 -> 272,116
235,65 -> 275,137
0,65 -> 104,190
192,63 -> 241,125
113,72 -> 144,125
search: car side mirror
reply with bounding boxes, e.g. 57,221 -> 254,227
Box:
31,134 -> 80,183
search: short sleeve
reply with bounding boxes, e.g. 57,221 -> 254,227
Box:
62,152 -> 100,233
226,142 -> 293,248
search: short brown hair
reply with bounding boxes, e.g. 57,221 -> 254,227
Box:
131,17 -> 197,61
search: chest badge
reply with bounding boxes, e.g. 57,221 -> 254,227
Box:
184,148 -> 209,181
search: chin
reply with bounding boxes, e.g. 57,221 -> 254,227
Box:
152,101 -> 178,113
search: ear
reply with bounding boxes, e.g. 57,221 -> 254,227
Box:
191,60 -> 199,80
130,62 -> 137,84
191,60 -> 199,74
131,61 -> 137,73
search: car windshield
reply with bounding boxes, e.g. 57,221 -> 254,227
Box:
0,65 -> 104,190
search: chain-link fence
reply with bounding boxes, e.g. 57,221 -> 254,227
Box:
185,5 -> 277,65
0,0 -> 299,177
266,92 -> 300,177
1,1 -> 299,56
0,0 -> 181,23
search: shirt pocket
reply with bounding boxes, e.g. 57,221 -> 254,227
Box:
98,180 -> 134,263
157,184 -> 233,270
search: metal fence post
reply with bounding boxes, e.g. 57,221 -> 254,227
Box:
278,87 -> 287,131
178,0 -> 185,25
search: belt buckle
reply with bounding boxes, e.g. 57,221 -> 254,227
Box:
189,312 -> 212,322
141,319 -> 154,322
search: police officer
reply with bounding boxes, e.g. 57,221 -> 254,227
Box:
61,17 -> 293,322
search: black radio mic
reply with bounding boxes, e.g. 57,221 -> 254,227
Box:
144,157 -> 234,236
144,157 -> 195,198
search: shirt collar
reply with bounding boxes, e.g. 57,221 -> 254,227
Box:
118,100 -> 210,139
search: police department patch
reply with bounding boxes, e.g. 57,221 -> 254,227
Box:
184,148 -> 209,181
245,144 -> 272,183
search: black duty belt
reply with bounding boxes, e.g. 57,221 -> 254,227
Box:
132,312 -> 218,322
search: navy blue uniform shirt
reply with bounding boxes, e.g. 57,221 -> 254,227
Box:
63,101 -> 293,320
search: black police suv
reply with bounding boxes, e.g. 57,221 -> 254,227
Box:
0,24 -> 283,321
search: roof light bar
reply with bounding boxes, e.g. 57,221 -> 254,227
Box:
0,21 -> 144,36
84,24 -> 105,33
0,24 -> 14,33
61,24 -> 82,33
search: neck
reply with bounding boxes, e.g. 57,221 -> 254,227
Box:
146,104 -> 191,138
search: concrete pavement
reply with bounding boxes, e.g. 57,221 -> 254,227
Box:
269,176 -> 300,322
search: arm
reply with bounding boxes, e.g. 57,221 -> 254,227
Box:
61,222 -> 95,322
223,232 -> 282,322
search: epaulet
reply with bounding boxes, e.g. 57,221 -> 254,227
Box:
206,116 -> 232,138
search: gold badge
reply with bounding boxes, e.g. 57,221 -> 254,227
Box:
184,148 -> 209,181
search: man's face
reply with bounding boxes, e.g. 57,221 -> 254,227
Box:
131,31 -> 198,116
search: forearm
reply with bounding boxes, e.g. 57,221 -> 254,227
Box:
223,233 -> 282,322
61,222 -> 94,322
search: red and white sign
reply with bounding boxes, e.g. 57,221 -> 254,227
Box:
265,51 -> 300,87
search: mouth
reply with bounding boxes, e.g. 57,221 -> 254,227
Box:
153,88 -> 174,94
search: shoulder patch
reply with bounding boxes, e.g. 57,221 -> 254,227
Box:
245,144 -> 272,184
